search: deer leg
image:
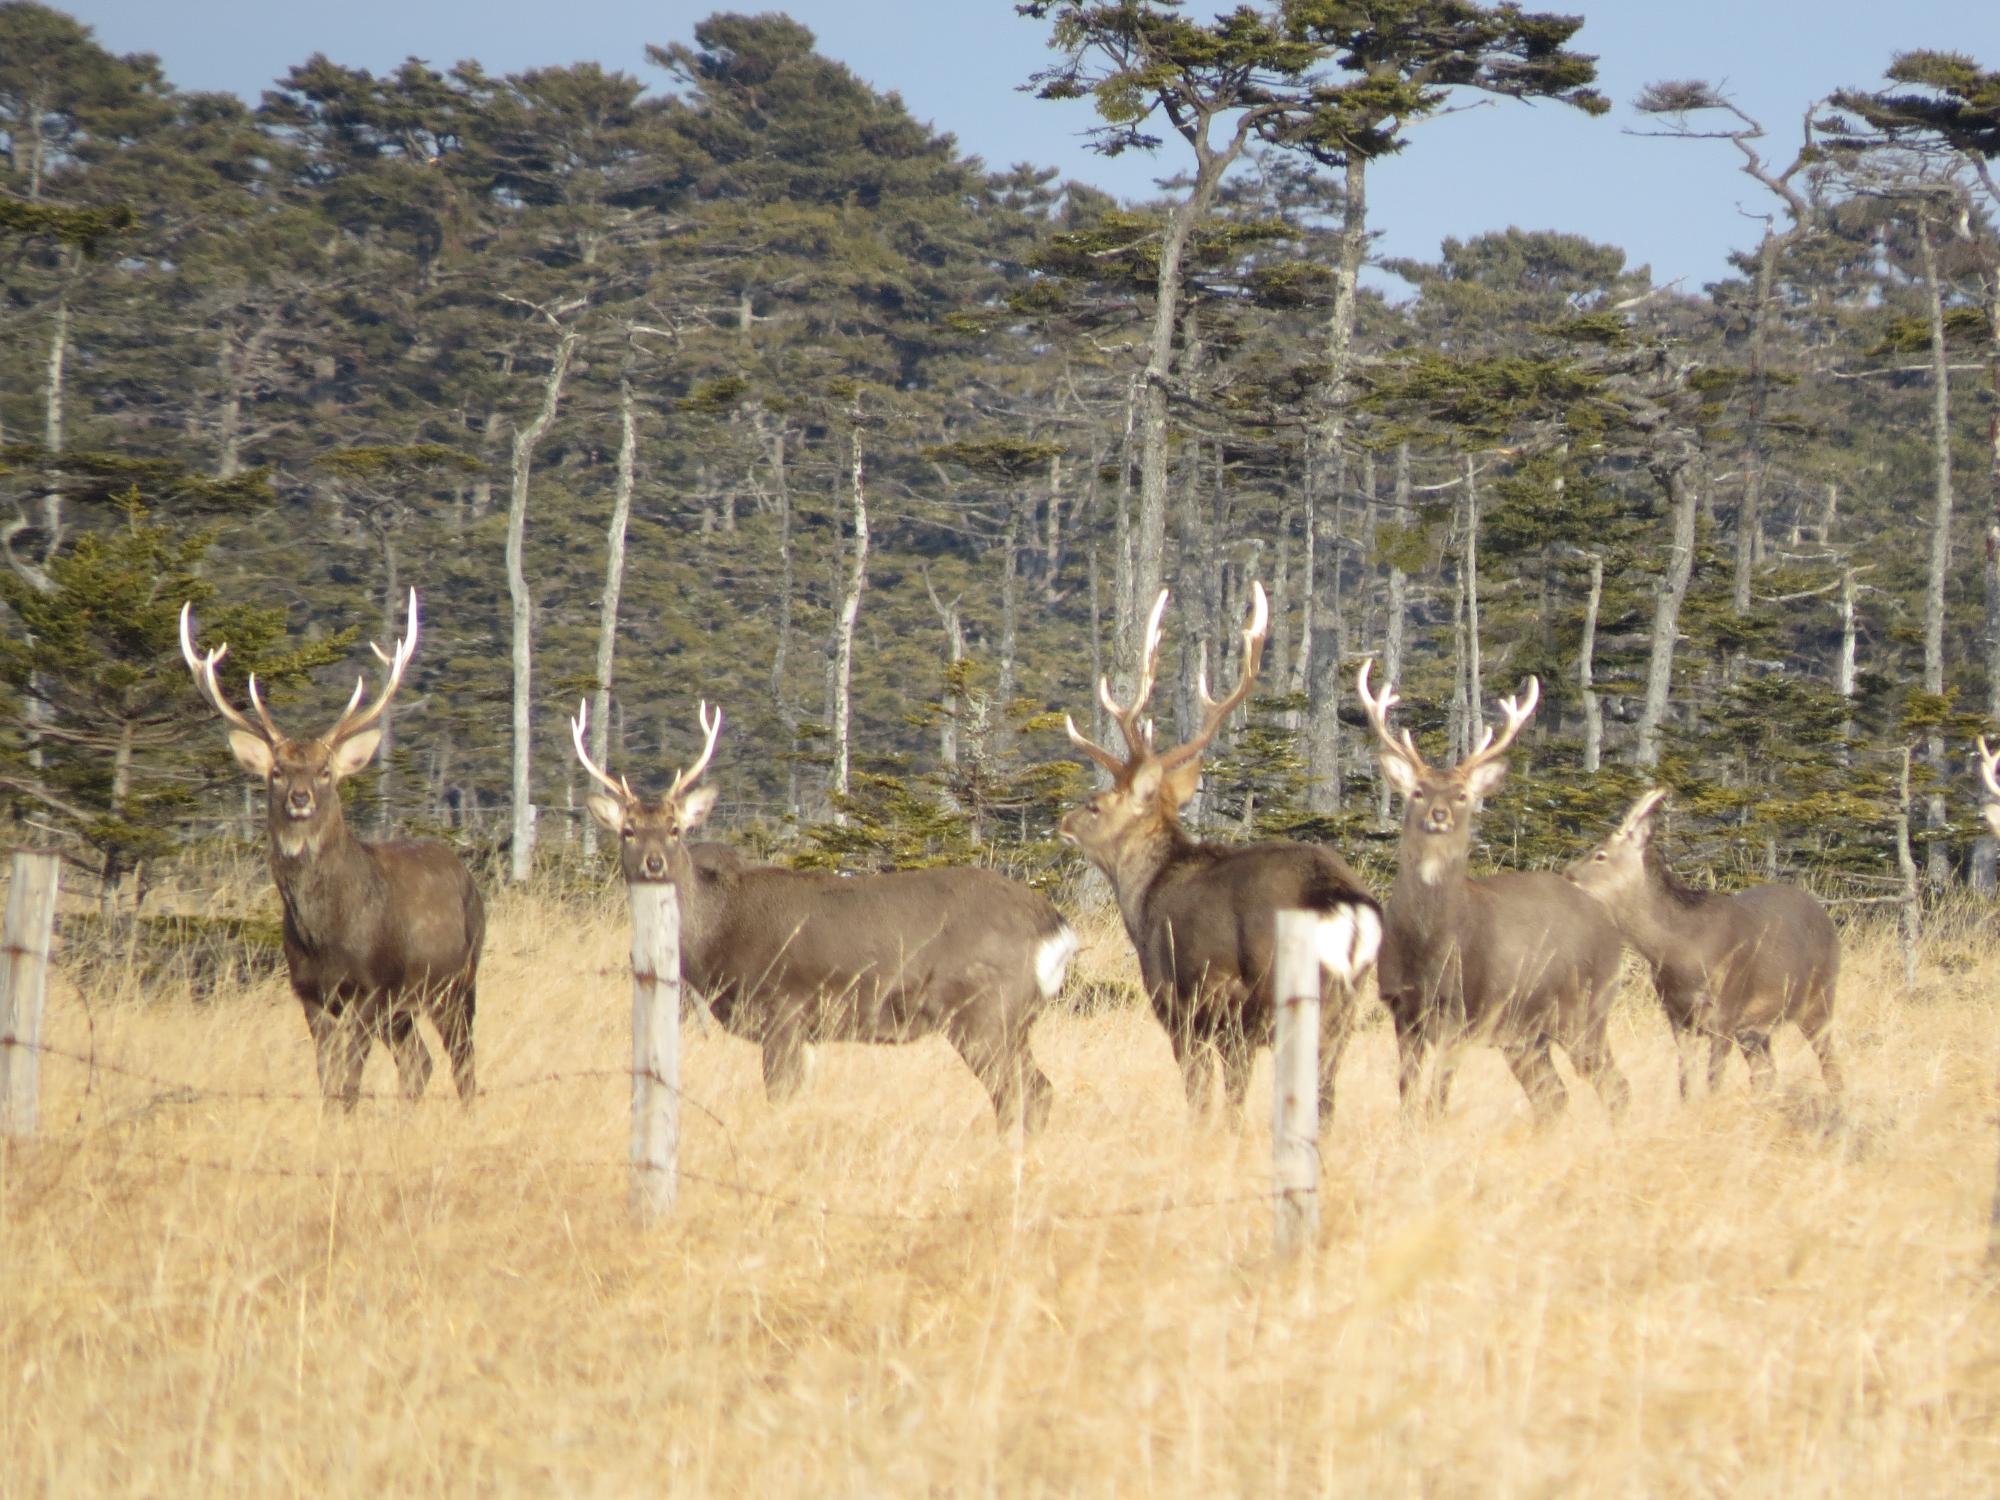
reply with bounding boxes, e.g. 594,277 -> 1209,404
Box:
948,1011 -> 1051,1137
1316,987 -> 1356,1123
1171,1030 -> 1218,1115
1391,1010 -> 1428,1114
1218,1034 -> 1255,1113
1742,1032 -> 1777,1092
433,979 -> 477,1102
761,1028 -> 809,1103
1670,1019 -> 1704,1100
387,1006 -> 434,1102
1807,1024 -> 1845,1097
302,993 -> 367,1111
1503,1037 -> 1568,1124
1569,1029 -> 1630,1120
1707,1032 -> 1734,1093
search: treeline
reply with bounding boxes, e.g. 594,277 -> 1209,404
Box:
2,1 -> 1998,911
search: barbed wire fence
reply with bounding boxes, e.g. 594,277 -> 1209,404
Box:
0,850 -> 1286,1235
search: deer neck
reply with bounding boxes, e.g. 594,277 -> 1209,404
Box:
267,810 -> 383,948
1389,837 -> 1472,939
1610,876 -> 1711,967
1103,819 -> 1196,938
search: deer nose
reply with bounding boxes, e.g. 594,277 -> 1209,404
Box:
1426,806 -> 1452,832
288,788 -> 313,810
641,851 -> 667,879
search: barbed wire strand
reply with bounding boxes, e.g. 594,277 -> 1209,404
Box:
1,1035 -> 1276,1227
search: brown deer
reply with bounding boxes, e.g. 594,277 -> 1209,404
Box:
571,700 -> 1075,1134
1567,790 -> 1843,1097
180,590 -> 484,1107
1357,664 -> 1628,1121
1059,584 -> 1381,1117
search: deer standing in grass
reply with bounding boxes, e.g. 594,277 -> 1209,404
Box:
572,701 -> 1075,1134
1564,789 -> 1841,1097
1358,664 -> 1629,1121
181,590 -> 483,1107
1060,584 -> 1381,1117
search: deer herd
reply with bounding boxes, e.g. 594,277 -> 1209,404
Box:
182,574 -> 1951,1136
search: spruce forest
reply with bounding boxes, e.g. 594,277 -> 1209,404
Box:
4,1 -> 2000,908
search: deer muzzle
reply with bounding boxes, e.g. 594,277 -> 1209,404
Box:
285,787 -> 316,818
640,850 -> 669,880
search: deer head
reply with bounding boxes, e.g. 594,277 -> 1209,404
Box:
1565,787 -> 1670,904
1357,661 -> 1541,884
181,589 -> 419,857
573,699 -> 722,883
1059,582 -> 1268,871
1978,738 -> 2000,840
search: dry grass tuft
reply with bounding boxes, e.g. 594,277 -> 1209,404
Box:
5,887 -> 2000,1495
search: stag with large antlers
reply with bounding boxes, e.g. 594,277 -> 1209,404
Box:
1565,789 -> 1842,1097
574,701 -> 1075,1133
182,590 -> 484,1107
1358,663 -> 1628,1121
1061,583 -> 1380,1117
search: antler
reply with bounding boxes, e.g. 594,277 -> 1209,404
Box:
1066,587 -> 1170,776
1156,581 -> 1268,772
1355,658 -> 1428,775
325,587 -> 419,745
1615,787 -> 1670,840
1978,737 -> 2000,802
569,699 -> 633,803
665,701 -> 723,803
1459,677 -> 1541,776
180,601 -> 280,744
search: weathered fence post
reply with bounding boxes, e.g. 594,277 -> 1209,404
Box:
628,880 -> 681,1224
1,851 -> 60,1138
1271,909 -> 1320,1258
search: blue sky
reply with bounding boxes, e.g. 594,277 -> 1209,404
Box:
61,1 -> 1999,293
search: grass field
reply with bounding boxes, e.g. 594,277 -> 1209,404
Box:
4,879 -> 2000,1496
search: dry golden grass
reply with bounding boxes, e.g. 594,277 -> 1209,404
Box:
5,883 -> 2000,1497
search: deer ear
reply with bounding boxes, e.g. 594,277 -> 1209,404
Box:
1463,757 -> 1508,802
679,784 -> 720,830
1161,759 -> 1202,810
585,793 -> 624,833
1126,758 -> 1165,807
1378,753 -> 1421,799
227,730 -> 274,779
328,728 -> 384,780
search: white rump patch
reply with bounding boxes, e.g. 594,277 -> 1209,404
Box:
1316,904 -> 1382,983
1036,926 -> 1080,1000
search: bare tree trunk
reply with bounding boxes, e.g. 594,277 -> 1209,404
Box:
1087,545 -> 1105,747
1982,263 -> 2000,727
585,377 -> 639,858
763,416 -> 799,812
375,526 -> 401,834
1637,456 -> 1701,768
1839,564 -> 1858,756
505,328 -> 579,884
1271,504 -> 1294,693
997,490 -> 1022,740
1114,373 -> 1138,669
923,569 -> 965,775
1918,213 -> 1954,882
1303,437 -> 1345,813
1044,450 -> 1064,600
1373,447 -> 1413,826
828,419 -> 869,819
1462,454 -> 1483,744
1581,555 -> 1604,772
1733,228 -> 1780,615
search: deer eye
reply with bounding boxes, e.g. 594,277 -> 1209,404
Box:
621,826 -> 636,841
1411,790 -> 1425,802
1453,791 -> 1468,804
1593,851 -> 1608,862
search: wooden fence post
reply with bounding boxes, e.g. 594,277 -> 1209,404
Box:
1271,909 -> 1320,1258
627,881 -> 681,1224
1,851 -> 60,1138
